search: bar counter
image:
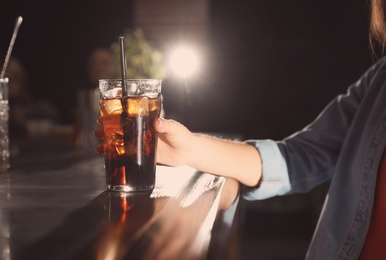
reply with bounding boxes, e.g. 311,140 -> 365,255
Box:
0,138 -> 240,260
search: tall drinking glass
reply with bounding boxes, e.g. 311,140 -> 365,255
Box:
99,79 -> 162,192
0,78 -> 10,172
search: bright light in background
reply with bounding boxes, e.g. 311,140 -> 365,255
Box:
168,46 -> 200,79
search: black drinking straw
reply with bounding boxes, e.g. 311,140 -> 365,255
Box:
1,16 -> 23,79
119,36 -> 127,96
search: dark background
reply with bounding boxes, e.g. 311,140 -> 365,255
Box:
0,0 -> 134,124
206,0 -> 373,140
1,0 -> 373,139
0,0 -> 375,259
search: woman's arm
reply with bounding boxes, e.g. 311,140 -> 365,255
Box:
154,118 -> 262,187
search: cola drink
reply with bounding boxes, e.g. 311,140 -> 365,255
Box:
99,79 -> 162,192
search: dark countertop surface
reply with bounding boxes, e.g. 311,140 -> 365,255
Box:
0,137 -> 240,260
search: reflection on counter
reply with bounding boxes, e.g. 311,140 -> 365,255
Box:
1,160 -> 239,260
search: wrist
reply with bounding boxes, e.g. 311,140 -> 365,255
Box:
185,133 -> 202,168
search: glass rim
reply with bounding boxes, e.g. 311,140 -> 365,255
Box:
99,78 -> 162,83
99,78 -> 162,98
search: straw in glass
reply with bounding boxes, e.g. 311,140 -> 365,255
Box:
119,36 -> 127,96
1,16 -> 23,79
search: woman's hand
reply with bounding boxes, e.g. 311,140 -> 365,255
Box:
94,117 -> 196,167
153,118 -> 195,167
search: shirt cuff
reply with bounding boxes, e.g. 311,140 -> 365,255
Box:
243,139 -> 291,200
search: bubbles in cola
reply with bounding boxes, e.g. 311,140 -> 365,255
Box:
102,87 -> 122,99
